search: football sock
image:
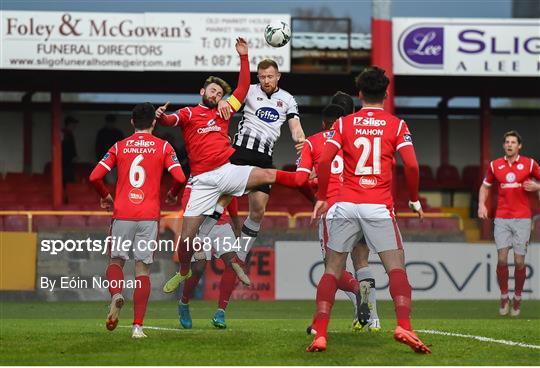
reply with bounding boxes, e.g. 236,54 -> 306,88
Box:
388,268 -> 412,331
514,266 -> 526,298
344,291 -> 358,315
337,271 -> 359,294
275,170 -> 298,188
133,275 -> 151,326
218,263 -> 239,310
356,267 -> 379,320
239,218 -> 260,258
106,263 -> 124,297
312,273 -> 338,338
496,264 -> 509,297
198,204 -> 225,238
181,270 -> 202,304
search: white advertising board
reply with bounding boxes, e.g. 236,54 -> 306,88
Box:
393,17 -> 540,76
1,11 -> 290,72
275,241 -> 540,300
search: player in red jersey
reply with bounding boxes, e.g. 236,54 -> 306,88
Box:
295,94 -> 381,333
306,67 -> 430,353
89,103 -> 186,338
154,37 -> 302,293
478,130 -> 540,316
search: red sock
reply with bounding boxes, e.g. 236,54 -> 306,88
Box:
388,268 -> 412,331
497,264 -> 509,296
337,271 -> 359,294
181,271 -> 201,304
219,264 -> 239,310
133,275 -> 151,326
178,240 -> 194,276
312,273 -> 338,338
514,266 -> 526,297
106,263 -> 124,297
275,170 -> 298,188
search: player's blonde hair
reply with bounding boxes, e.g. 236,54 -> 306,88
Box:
204,76 -> 232,95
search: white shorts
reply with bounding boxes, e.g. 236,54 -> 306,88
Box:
191,223 -> 236,262
184,163 -> 254,217
494,218 -> 531,256
109,219 -> 158,264
327,202 -> 403,254
318,203 -> 337,260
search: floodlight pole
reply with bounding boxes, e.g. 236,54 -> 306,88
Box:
371,0 -> 395,114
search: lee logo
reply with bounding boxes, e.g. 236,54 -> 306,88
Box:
359,175 -> 378,189
128,188 -> 144,204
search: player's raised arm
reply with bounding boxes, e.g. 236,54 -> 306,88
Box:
227,38 -> 250,112
156,102 -> 191,127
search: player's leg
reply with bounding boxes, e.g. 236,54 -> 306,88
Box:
494,218 -> 513,315
210,223 -> 240,328
131,220 -> 158,338
359,207 -> 430,354
179,257 -> 207,329
510,218 -> 531,316
351,243 -> 380,332
105,219 -> 135,331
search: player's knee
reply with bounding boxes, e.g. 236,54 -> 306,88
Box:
497,260 -> 508,267
249,208 -> 265,222
514,259 -> 525,269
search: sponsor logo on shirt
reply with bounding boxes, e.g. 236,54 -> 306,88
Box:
359,175 -> 378,189
505,172 -> 516,183
128,188 -> 144,204
498,165 -> 505,169
353,117 -> 387,127
207,119 -> 216,126
500,183 -> 522,189
197,120 -> 221,134
255,107 -> 280,123
125,140 -> 155,147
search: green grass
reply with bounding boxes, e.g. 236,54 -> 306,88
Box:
1,300 -> 539,365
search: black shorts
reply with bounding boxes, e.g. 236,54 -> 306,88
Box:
230,146 -> 274,194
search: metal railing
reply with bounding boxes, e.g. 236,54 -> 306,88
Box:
0,210 -> 464,233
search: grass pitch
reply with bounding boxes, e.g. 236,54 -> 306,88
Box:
1,300 -> 539,365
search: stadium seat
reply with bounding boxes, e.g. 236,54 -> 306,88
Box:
74,162 -> 94,183
59,215 -> 88,229
5,172 -> 33,185
436,164 -> 465,189
3,215 -> 28,232
33,215 -> 61,231
462,165 -> 482,190
419,165 -> 437,190
405,217 -> 432,231
87,216 -> 112,229
261,215 -> 289,229
431,217 -> 460,231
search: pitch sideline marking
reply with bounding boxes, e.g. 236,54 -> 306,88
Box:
417,329 -> 540,350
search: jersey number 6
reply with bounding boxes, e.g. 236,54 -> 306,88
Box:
129,154 -> 146,188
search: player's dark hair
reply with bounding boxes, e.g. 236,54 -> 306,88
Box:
503,130 -> 522,144
330,91 -> 355,115
355,66 -> 389,103
204,76 -> 232,95
131,102 -> 156,130
257,59 -> 279,71
322,104 -> 345,130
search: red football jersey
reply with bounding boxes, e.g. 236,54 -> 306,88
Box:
99,132 -> 182,220
297,130 -> 343,206
327,107 -> 413,208
483,155 -> 540,218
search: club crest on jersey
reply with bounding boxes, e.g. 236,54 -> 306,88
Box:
359,175 -> 378,189
505,172 -> 516,183
277,100 -> 283,107
128,188 -> 144,204
353,117 -> 387,127
324,131 -> 335,139
102,153 -> 110,161
256,107 -> 280,123
517,163 -> 524,170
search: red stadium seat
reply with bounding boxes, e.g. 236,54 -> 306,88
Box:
260,215 -> 289,229
462,165 -> 482,190
419,165 -> 437,190
3,215 -> 28,232
59,215 -> 88,229
74,162 -> 94,183
405,217 -> 432,231
436,164 -> 465,189
33,215 -> 60,231
431,217 -> 460,231
87,216 -> 112,230
5,172 -> 33,185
